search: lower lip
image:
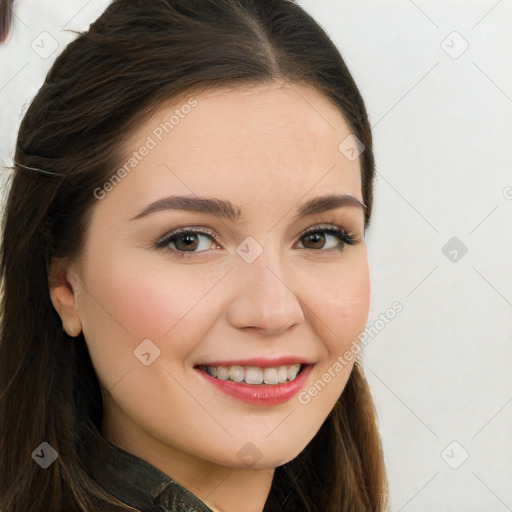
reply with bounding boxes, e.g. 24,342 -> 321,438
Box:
195,364 -> 313,406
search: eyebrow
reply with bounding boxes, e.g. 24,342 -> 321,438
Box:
130,193 -> 366,222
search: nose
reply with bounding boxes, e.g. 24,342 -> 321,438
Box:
226,241 -> 305,336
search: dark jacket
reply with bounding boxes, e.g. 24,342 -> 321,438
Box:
78,422 -> 213,512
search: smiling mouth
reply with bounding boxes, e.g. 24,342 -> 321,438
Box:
195,363 -> 308,385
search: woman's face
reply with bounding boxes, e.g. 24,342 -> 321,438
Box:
56,81 -> 370,473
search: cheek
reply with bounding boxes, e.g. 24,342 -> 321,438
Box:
310,251 -> 370,354
79,254 -> 225,341
75,256 -> 225,403
296,253 -> 369,418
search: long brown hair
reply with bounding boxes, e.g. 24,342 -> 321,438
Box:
0,1 -> 389,510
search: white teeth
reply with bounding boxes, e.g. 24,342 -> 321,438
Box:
287,364 -> 300,380
277,366 -> 288,383
229,366 -> 244,383
203,363 -> 303,385
216,367 -> 229,380
245,367 -> 263,384
263,367 -> 278,385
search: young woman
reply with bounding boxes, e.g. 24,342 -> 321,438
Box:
0,1 -> 389,510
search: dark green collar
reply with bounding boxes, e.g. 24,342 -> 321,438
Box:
77,422 -> 213,512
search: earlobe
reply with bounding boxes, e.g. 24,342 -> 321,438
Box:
48,258 -> 83,338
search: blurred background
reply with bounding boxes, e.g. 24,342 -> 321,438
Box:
1,1 -> 511,510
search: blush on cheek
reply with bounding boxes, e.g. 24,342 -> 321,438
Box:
110,281 -> 188,338
96,264 -> 225,340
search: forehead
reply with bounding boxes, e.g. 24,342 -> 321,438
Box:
109,81 -> 363,214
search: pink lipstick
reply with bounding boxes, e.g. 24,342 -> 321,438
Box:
195,363 -> 313,406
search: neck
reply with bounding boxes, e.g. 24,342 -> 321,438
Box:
101,414 -> 275,512
181,464 -> 275,512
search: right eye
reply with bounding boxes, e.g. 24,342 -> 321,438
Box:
153,227 -> 221,257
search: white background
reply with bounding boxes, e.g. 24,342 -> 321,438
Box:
1,1 -> 511,511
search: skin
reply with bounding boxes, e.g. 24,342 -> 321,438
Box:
49,80 -> 370,512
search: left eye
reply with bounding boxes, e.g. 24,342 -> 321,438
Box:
154,225 -> 355,256
162,231 -> 216,253
297,228 -> 351,251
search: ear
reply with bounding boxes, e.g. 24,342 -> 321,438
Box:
48,257 -> 83,337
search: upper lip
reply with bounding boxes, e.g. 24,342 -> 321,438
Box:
195,356 -> 314,368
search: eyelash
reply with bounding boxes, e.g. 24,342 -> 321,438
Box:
153,220 -> 358,259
